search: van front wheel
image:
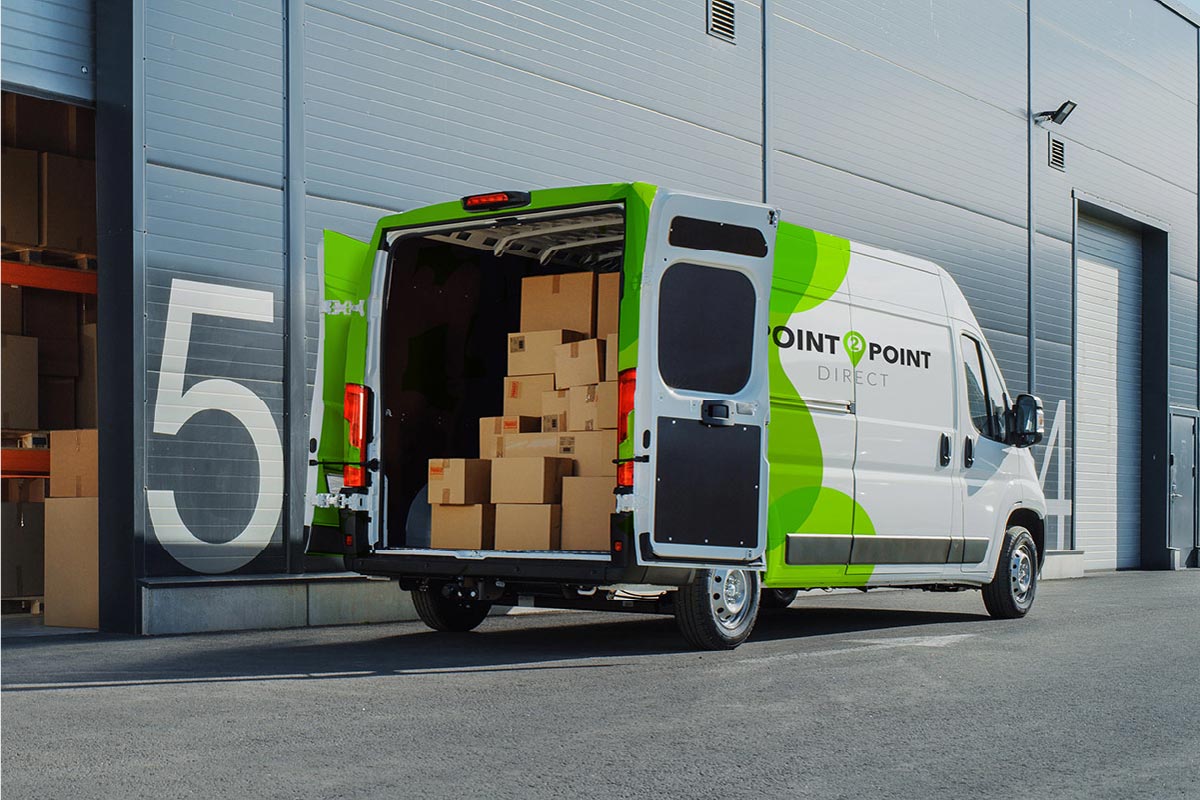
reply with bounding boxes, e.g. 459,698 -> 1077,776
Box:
412,583 -> 492,632
982,526 -> 1038,619
674,569 -> 760,650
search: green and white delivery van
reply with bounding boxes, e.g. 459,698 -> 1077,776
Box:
307,183 -> 1047,650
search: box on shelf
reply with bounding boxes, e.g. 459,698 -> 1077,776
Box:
39,376 -> 76,430
502,374 -> 554,418
495,504 -> 561,551
491,456 -> 573,505
520,273 -> 596,336
561,476 -> 616,551
41,152 -> 97,253
77,323 -> 97,428
507,329 -> 585,376
499,430 -> 617,477
479,415 -> 539,459
426,458 -> 491,505
23,289 -> 80,377
553,338 -> 605,389
17,432 -> 49,449
1,502 -> 45,598
430,504 -> 496,550
5,477 -> 47,504
596,272 -> 620,340
2,285 -> 24,335
568,382 -> 618,432
49,429 -> 98,497
1,146 -> 39,246
605,333 -> 618,380
540,389 -> 570,432
1,334 -> 38,429
43,496 -> 99,628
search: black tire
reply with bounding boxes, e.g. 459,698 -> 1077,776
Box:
412,583 -> 492,632
674,569 -> 761,650
761,588 -> 799,609
982,526 -> 1039,619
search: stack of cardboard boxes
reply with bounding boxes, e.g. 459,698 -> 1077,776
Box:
430,271 -> 621,552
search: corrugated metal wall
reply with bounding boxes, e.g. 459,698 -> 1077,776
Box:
0,0 -> 94,103
122,0 -> 1199,576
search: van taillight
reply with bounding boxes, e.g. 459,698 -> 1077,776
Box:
344,383 -> 368,450
617,368 -> 636,488
617,369 -> 636,442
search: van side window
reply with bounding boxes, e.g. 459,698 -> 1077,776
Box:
980,349 -> 1009,443
960,335 -> 991,436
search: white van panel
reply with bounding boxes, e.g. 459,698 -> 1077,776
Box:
845,254 -> 958,577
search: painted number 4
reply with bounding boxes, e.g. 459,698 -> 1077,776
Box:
147,279 -> 284,573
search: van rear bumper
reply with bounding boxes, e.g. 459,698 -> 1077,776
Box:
338,510 -> 694,588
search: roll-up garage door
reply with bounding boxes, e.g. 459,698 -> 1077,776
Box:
1,0 -> 95,104
1075,215 -> 1142,570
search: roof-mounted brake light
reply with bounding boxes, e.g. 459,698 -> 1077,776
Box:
461,191 -> 532,211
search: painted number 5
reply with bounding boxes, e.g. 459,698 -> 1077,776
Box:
147,279 -> 284,573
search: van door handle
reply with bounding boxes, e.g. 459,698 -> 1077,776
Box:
939,433 -> 952,466
700,400 -> 734,427
964,436 -> 975,468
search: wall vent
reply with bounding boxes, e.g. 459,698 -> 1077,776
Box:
707,0 -> 736,43
1048,135 -> 1066,171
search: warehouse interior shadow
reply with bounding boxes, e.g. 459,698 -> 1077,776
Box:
1,604 -> 990,691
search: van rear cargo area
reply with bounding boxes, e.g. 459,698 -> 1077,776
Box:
377,207 -> 624,556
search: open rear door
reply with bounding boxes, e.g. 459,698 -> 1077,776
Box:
306,230 -> 372,546
635,191 -> 777,566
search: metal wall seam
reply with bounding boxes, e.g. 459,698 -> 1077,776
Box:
1027,0 -> 1037,391
284,0 -> 307,572
762,0 -> 772,205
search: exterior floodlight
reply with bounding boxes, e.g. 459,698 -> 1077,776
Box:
1034,100 -> 1077,125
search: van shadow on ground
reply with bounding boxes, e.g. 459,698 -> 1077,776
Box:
2,604 -> 988,691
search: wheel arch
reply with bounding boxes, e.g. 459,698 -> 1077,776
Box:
1007,507 -> 1045,568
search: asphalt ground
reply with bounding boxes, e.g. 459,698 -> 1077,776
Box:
2,571 -> 1197,800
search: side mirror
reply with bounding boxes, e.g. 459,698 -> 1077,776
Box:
1007,394 -> 1044,447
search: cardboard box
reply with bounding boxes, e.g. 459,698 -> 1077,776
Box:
491,456 -> 573,504
500,430 -> 617,477
430,504 -> 496,550
562,476 -> 616,551
1,334 -> 38,429
49,429 -> 98,497
479,415 -> 539,459
39,376 -> 76,430
540,389 -> 570,432
520,272 -> 596,335
553,338 -> 606,389
77,323 -> 97,428
1,502 -> 45,597
568,382 -> 618,431
502,374 -> 555,418
2,285 -> 23,334
495,504 -> 561,551
5,477 -> 47,504
606,333 -> 619,380
4,94 -> 95,159
507,329 -> 585,376
596,271 -> 620,340
23,289 -> 80,377
426,458 -> 491,505
18,432 -> 50,448
1,146 -> 39,246
41,153 -> 97,253
43,496 -> 99,628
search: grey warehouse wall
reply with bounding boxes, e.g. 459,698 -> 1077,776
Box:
84,0 -> 1199,628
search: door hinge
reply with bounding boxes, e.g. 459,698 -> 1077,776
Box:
321,299 -> 366,316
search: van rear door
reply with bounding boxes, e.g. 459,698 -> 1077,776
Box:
634,191 -> 777,566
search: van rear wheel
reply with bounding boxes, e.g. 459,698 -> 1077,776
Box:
761,588 -> 799,609
412,582 -> 492,632
674,569 -> 760,650
982,526 -> 1038,619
